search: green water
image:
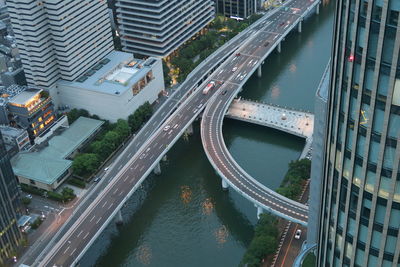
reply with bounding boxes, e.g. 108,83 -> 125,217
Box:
81,1 -> 335,266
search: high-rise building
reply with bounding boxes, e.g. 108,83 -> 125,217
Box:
317,1 -> 400,266
216,0 -> 258,19
0,131 -> 21,264
5,0 -> 114,88
115,0 -> 215,57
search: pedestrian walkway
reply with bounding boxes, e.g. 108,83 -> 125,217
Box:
226,98 -> 314,160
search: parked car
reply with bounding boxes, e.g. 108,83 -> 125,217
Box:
93,177 -> 101,183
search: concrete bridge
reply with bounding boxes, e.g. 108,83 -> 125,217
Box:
226,98 -> 314,159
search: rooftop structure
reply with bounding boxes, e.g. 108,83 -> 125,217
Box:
11,117 -> 103,190
0,125 -> 30,153
116,0 -> 215,57
58,51 -> 164,122
0,85 -> 56,139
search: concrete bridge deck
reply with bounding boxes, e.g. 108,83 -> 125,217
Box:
226,99 -> 314,139
226,98 -> 314,160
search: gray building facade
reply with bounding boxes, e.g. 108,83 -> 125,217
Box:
317,0 -> 400,266
0,130 -> 21,265
116,0 -> 215,57
216,0 -> 258,19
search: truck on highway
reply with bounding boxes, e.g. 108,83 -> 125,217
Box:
202,81 -> 216,95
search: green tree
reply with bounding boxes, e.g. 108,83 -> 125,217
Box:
91,140 -> 114,160
162,60 -> 172,87
115,119 -> 130,141
72,153 -> 100,176
103,131 -> 120,149
21,197 -> 31,206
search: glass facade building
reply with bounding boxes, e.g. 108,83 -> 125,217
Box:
0,131 -> 21,264
318,0 -> 400,266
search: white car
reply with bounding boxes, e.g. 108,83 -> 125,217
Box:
26,194 -> 33,199
163,125 -> 171,131
104,167 -> 109,171
232,66 -> 238,72
294,229 -> 302,239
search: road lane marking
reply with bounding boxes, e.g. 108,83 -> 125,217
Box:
64,246 -> 70,254
70,248 -> 77,256
90,215 -> 96,222
83,232 -> 89,240
96,216 -> 102,224
102,201 -> 108,208
77,230 -> 83,238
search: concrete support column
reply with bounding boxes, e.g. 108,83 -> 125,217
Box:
185,123 -> 194,135
257,65 -> 262,78
298,20 -> 302,33
316,4 -> 320,15
221,179 -> 229,191
162,155 -> 168,162
277,42 -> 282,53
153,162 -> 161,175
115,210 -> 123,225
256,206 -> 263,219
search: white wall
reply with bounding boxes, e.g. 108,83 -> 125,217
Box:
57,59 -> 165,122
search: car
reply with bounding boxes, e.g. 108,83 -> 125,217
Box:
239,75 -> 245,81
294,229 -> 302,239
232,66 -> 238,72
26,194 -> 32,199
139,153 -> 146,159
93,177 -> 101,183
104,167 -> 109,171
236,53 -> 241,57
173,124 -> 179,129
193,108 -> 198,114
163,125 -> 171,131
198,103 -> 203,109
221,90 -> 227,95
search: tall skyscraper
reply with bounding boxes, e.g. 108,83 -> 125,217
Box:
0,131 -> 21,264
6,0 -> 114,88
317,1 -> 400,266
216,0 -> 257,19
115,0 -> 215,57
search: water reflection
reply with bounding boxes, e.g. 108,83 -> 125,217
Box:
135,243 -> 152,265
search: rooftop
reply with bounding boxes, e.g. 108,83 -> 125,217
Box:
58,51 -> 156,95
0,125 -> 26,137
11,117 -> 104,185
9,88 -> 41,105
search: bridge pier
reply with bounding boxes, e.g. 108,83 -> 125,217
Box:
298,20 -> 302,33
316,3 -> 320,15
221,179 -> 229,191
185,123 -> 194,135
277,42 -> 282,53
153,162 -> 161,175
256,206 -> 263,219
115,210 -> 123,225
162,154 -> 168,162
257,65 -> 262,78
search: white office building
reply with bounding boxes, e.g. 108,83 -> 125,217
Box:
116,0 -> 215,57
57,51 -> 164,122
6,0 -> 114,88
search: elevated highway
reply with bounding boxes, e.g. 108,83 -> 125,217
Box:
201,0 -> 321,225
38,0 -> 320,265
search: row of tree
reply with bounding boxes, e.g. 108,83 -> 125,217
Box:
168,13 -> 263,83
240,214 -> 279,266
276,159 -> 311,200
240,159 -> 311,266
72,103 -> 153,177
